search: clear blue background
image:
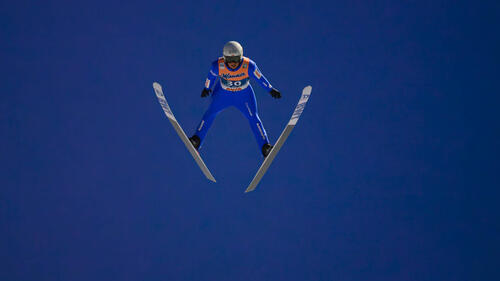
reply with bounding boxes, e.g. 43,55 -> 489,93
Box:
1,0 -> 499,280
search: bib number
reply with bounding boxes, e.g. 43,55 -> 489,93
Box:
221,77 -> 249,90
227,80 -> 242,87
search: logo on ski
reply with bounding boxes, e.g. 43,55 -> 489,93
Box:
292,103 -> 306,120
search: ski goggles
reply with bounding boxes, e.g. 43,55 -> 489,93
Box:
224,56 -> 241,64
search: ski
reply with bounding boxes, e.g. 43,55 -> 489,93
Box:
152,82 -> 216,182
245,86 -> 312,193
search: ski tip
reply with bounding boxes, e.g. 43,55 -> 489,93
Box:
153,82 -> 162,90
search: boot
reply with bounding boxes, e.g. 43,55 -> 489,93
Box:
261,143 -> 273,157
189,135 -> 201,150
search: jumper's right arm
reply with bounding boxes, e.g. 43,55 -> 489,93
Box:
204,61 -> 219,90
201,61 -> 219,97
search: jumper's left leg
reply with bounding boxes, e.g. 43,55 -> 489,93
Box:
235,89 -> 270,154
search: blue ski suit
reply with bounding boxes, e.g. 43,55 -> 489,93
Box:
193,56 -> 274,150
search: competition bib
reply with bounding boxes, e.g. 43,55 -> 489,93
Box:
218,57 -> 250,92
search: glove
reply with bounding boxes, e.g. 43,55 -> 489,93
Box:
201,88 -> 212,98
270,88 -> 281,99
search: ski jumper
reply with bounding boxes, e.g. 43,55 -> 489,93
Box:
194,56 -> 274,150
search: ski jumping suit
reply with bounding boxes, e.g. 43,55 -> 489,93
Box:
193,56 -> 273,150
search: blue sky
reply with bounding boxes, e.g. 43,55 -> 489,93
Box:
1,0 -> 499,280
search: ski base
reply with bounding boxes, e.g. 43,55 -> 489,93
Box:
245,86 -> 312,193
153,82 -> 216,182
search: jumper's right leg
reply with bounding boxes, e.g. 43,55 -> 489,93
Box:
191,94 -> 230,149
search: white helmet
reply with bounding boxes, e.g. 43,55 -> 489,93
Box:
223,41 -> 243,62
